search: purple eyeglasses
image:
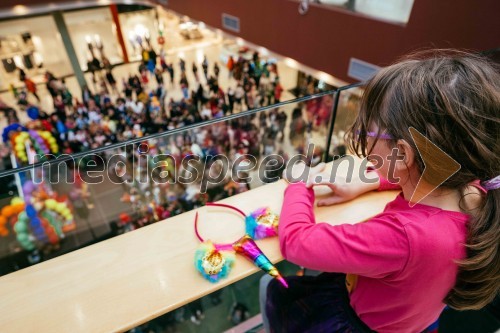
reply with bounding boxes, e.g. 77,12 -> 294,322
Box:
356,130 -> 394,140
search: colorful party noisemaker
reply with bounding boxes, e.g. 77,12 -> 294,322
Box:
232,235 -> 288,288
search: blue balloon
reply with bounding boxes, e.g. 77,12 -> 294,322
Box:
27,106 -> 40,120
26,205 -> 37,218
2,123 -> 27,143
32,221 -> 42,229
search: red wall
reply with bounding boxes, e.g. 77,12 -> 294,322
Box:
3,0 -> 499,82
162,0 -> 500,83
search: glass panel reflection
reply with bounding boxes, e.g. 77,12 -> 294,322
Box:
0,92 -> 334,276
327,86 -> 361,159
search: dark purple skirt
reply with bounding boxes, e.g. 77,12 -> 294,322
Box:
265,273 -> 375,333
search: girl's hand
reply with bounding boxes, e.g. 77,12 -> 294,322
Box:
306,175 -> 380,206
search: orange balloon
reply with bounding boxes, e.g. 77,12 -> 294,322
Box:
1,206 -> 14,217
0,216 -> 6,226
0,228 -> 8,237
12,203 -> 25,213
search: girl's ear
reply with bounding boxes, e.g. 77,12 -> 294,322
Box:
395,139 -> 416,171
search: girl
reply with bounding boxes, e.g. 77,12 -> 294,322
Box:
264,50 -> 499,332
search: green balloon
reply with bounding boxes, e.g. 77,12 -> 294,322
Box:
18,211 -> 28,222
14,221 -> 28,233
17,233 -> 29,243
19,240 -> 35,251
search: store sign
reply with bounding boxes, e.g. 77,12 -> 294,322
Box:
222,13 -> 240,33
348,58 -> 380,82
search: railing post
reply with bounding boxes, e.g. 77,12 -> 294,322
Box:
323,90 -> 341,163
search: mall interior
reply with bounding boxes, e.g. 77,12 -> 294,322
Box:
0,0 -> 498,332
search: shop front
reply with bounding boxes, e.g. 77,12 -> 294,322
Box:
63,7 -> 125,71
0,4 -> 230,93
0,15 -> 72,90
118,7 -> 160,62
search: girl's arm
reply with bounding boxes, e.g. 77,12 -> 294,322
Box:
279,182 -> 409,277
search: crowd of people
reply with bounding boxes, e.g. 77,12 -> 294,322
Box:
1,47 -> 291,157
0,45 -> 333,263
0,46 -> 338,263
0,43 -> 339,165
0,46 -> 331,262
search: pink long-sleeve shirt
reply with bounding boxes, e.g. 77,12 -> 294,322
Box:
279,182 -> 469,333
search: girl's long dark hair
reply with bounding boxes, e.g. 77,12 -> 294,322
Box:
348,50 -> 500,310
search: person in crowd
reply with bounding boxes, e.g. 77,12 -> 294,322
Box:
100,56 -> 116,93
276,109 -> 288,142
192,62 -> 199,82
213,62 -> 220,78
81,85 -> 93,106
44,71 -> 59,101
154,67 -> 164,86
24,77 -> 40,102
274,79 -> 284,103
88,56 -> 102,84
18,67 -> 26,82
148,48 -> 157,70
166,63 -> 175,83
234,84 -> 245,112
263,50 -> 500,333
289,106 -> 306,147
140,67 -> 149,86
179,58 -> 186,73
180,72 -> 189,99
159,48 -> 167,71
201,55 -> 209,80
227,55 -> 235,78
141,47 -> 150,66
8,83 -> 18,100
60,79 -> 73,111
227,87 -> 235,114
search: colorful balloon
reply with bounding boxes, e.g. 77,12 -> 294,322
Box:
11,197 -> 24,205
14,220 -> 28,233
26,205 -> 37,218
1,206 -> 14,217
